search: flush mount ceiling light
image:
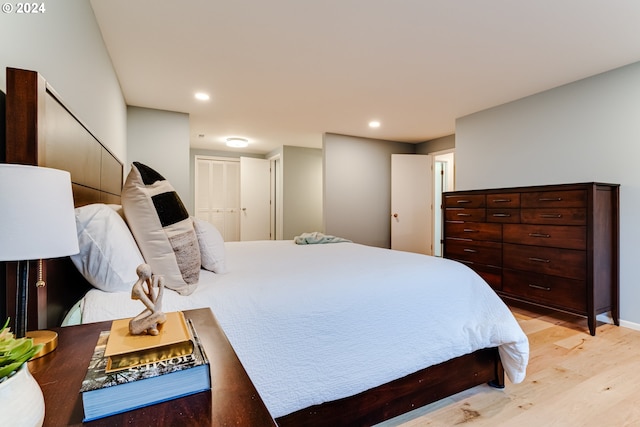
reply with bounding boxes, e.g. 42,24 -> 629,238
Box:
226,137 -> 249,148
369,121 -> 381,128
194,92 -> 210,101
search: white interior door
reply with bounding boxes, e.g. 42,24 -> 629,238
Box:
240,157 -> 271,241
391,154 -> 433,254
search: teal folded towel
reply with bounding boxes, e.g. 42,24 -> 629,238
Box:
294,232 -> 352,245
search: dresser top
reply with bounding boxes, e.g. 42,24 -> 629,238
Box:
444,182 -> 619,195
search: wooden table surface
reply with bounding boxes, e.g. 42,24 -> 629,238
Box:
28,308 -> 277,426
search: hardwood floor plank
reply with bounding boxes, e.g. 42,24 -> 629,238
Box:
377,305 -> 639,427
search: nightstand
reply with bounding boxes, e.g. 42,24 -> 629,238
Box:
28,308 -> 277,426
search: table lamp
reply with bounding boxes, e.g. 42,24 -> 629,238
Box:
0,164 -> 79,358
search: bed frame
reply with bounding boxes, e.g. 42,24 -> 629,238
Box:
3,67 -> 505,427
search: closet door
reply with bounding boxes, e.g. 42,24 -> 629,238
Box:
195,157 -> 240,241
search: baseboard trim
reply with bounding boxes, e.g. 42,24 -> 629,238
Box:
596,313 -> 640,331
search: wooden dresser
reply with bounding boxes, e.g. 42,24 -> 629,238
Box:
443,183 -> 619,335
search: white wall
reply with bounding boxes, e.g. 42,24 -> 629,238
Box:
456,61 -> 640,326
127,107 -> 191,211
0,2 -> 126,163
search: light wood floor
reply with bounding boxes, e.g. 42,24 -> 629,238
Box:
377,304 -> 640,427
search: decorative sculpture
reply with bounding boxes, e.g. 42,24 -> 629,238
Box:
129,264 -> 166,335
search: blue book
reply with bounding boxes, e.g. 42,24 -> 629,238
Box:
79,319 -> 210,422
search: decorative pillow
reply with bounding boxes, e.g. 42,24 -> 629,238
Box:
70,203 -> 145,293
192,217 -> 227,274
122,162 -> 200,295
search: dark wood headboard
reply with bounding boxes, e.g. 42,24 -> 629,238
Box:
3,67 -> 123,329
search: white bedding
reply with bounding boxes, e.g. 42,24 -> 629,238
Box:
78,240 -> 529,418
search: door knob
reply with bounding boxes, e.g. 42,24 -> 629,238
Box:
393,213 -> 398,218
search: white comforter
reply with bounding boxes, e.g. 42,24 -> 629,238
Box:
79,241 -> 529,418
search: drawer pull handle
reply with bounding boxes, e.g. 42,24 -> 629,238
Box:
456,200 -> 472,204
529,283 -> 551,291
540,214 -> 562,218
491,198 -> 511,203
492,213 -> 511,217
528,257 -> 550,263
457,213 -> 472,217
463,228 -> 477,233
538,197 -> 563,202
528,233 -> 551,238
463,248 -> 477,253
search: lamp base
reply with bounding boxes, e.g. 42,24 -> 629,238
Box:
26,330 -> 58,359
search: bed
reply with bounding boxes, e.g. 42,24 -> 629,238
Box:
3,67 -> 529,427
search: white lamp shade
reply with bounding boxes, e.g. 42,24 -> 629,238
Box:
0,164 -> 79,261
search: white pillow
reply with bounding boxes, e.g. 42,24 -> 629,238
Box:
192,217 -> 227,274
122,162 -> 200,295
106,204 -> 125,219
70,204 -> 145,292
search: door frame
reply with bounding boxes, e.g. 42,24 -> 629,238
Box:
431,149 -> 455,257
268,153 -> 283,240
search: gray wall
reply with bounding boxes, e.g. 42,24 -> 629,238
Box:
417,134 -> 455,154
323,133 -> 415,248
0,2 -> 126,163
127,107 -> 191,211
456,61 -> 640,327
282,146 -> 323,239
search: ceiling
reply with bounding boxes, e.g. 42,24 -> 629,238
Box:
89,0 -> 640,155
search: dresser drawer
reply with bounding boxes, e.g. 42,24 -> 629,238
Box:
487,193 -> 520,208
521,190 -> 587,208
503,270 -> 586,313
444,208 -> 486,222
472,264 -> 502,291
503,224 -> 586,250
487,209 -> 520,223
444,194 -> 485,208
503,243 -> 585,280
444,222 -> 502,241
444,239 -> 501,267
521,208 -> 586,225
453,261 -> 502,290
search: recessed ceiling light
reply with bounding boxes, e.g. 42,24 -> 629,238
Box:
195,92 -> 210,101
369,121 -> 381,128
226,137 -> 249,148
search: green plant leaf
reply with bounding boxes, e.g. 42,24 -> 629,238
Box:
0,361 -> 23,379
0,318 -> 44,379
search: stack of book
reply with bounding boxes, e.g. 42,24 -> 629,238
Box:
79,311 -> 211,422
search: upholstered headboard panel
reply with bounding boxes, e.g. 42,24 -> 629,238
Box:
3,67 -> 123,329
